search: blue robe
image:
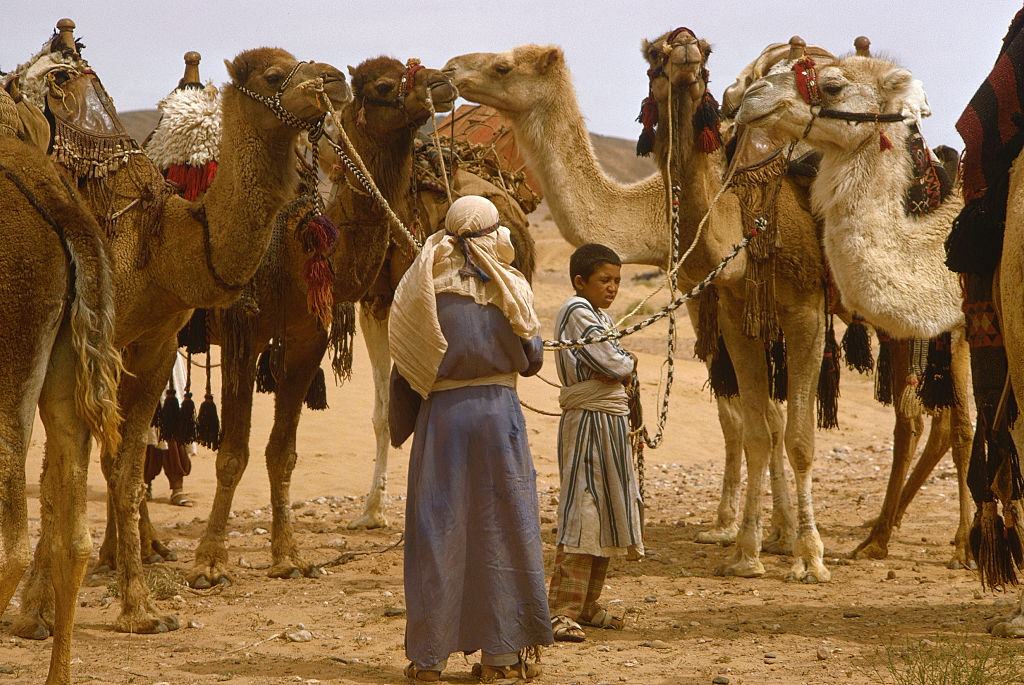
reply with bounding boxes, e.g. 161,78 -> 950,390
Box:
390,293 -> 553,668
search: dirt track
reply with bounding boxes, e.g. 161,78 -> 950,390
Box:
6,219 -> 1013,685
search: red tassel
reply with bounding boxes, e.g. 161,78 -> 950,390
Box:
303,256 -> 334,330
635,95 -> 658,157
879,129 -> 894,152
693,91 -> 723,154
698,126 -> 722,154
164,161 -> 219,201
792,57 -> 821,106
302,214 -> 339,254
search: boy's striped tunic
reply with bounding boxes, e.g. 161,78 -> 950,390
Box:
554,296 -> 644,558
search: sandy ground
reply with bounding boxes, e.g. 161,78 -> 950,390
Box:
5,217 -> 1018,684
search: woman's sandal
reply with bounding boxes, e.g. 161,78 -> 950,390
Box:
404,662 -> 441,682
471,661 -> 542,682
579,605 -> 625,630
551,614 -> 586,642
169,490 -> 194,507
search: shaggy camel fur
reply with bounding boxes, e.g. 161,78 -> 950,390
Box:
639,28 -> 829,581
9,30 -> 350,681
737,53 -> 975,567
443,45 -> 800,553
185,56 -> 533,587
0,89 -> 121,685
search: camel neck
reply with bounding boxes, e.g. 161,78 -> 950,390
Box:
200,89 -> 298,290
341,113 -> 416,207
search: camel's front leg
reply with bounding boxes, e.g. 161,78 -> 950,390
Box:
188,320 -> 258,589
695,391 -> 743,544
714,293 -> 771,578
852,342 -> 927,560
109,335 -> 180,634
946,332 -> 976,570
265,321 -> 327,579
348,305 -> 391,530
779,295 -> 829,584
763,400 -> 796,555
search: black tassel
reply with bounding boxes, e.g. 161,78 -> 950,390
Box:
841,318 -> 874,374
692,90 -> 723,153
158,381 -> 181,443
150,402 -> 161,429
694,285 -> 719,363
329,301 -> 356,384
195,351 -> 220,450
255,343 -> 279,394
177,308 -> 210,354
765,336 -> 787,403
304,367 -> 329,410
817,317 -> 840,430
918,332 -> 955,411
636,128 -> 655,157
708,336 -> 739,399
176,391 -> 197,444
875,333 -> 895,405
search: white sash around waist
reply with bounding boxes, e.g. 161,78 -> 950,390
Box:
558,379 -> 628,416
431,373 -> 517,394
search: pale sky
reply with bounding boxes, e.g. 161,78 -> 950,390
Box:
2,1 -> 1018,150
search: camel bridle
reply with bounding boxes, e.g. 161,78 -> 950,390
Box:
233,60 -> 327,133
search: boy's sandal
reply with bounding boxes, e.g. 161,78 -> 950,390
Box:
169,491 -> 194,507
404,662 -> 441,682
551,614 -> 586,642
580,605 -> 625,630
472,661 -> 542,682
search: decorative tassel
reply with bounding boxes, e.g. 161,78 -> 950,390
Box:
708,335 -> 739,399
177,308 -> 210,354
298,213 -> 339,330
301,214 -> 339,255
195,352 -> 220,450
816,316 -> 840,430
304,367 -> 329,410
255,342 -> 279,394
792,56 -> 821,106
898,338 -> 929,417
694,285 -> 719,363
329,301 -> 356,384
158,380 -> 181,443
841,317 -> 874,374
635,95 -> 658,157
766,336 -> 788,403
898,376 -> 925,418
875,332 -> 895,405
878,129 -> 894,152
164,161 -> 218,201
692,91 -> 722,154
918,332 -> 955,411
175,352 -> 197,445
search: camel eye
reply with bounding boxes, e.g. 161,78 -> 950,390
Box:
823,83 -> 843,96
264,69 -> 284,87
494,63 -> 512,75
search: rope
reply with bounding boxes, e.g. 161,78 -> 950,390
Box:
519,399 -> 562,417
426,93 -> 453,205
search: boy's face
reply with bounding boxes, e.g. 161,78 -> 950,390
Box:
573,262 -> 622,310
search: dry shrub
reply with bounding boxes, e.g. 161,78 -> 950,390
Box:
867,633 -> 1024,685
105,565 -> 184,600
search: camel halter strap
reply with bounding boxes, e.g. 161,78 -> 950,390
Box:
234,60 -> 326,132
791,55 -> 904,151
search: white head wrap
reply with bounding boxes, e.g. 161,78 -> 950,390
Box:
389,195 -> 540,398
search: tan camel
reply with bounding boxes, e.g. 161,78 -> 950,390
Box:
736,50 -> 975,567
635,28 -> 831,581
443,46 -> 801,555
0,86 -> 121,685
7,22 -> 350,679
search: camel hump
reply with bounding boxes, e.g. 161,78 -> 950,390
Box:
854,36 -> 871,57
787,36 -> 806,59
56,18 -> 78,54
181,51 -> 202,88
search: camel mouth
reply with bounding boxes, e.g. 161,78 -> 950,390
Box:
735,101 -> 783,128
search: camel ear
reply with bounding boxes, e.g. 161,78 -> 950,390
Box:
224,58 -> 238,82
537,47 -> 563,74
347,65 -> 356,78
880,67 -> 913,97
641,38 -> 652,58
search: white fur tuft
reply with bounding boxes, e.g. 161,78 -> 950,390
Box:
144,83 -> 222,169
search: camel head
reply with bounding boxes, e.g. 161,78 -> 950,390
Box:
641,27 -> 712,105
224,48 -> 351,131
443,45 -> 565,114
736,55 -> 922,155
720,37 -> 836,119
345,56 -> 457,132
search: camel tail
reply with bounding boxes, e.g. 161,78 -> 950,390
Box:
52,186 -> 124,456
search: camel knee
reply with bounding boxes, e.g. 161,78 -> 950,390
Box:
215,454 -> 248,488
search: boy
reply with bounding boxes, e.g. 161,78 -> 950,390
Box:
548,243 -> 644,643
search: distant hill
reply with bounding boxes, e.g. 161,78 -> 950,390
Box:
120,108 -> 657,186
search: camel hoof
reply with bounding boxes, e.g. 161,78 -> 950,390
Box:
694,527 -> 737,546
268,563 -> 321,580
946,557 -> 978,571
849,540 -> 888,560
143,553 -> 163,565
116,612 -> 180,634
347,511 -> 388,530
187,567 -> 232,590
12,614 -> 51,640
990,617 -> 1024,638
714,558 -> 765,578
191,576 -> 212,590
761,531 -> 795,556
151,540 -> 177,562
787,560 -> 831,584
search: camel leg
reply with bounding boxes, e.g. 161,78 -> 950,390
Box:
852,342 -> 926,559
891,411 -> 950,529
94,488 -> 171,572
778,296 -> 829,584
695,392 -> 744,544
93,467 -> 118,572
763,400 -> 796,555
108,336 -> 180,634
714,293 -> 771,578
0,314 -> 58,620
945,333 -> 976,570
348,305 -> 391,530
188,324 -> 258,589
33,326 -> 94,685
265,322 -> 328,579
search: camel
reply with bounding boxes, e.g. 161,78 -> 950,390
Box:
736,49 -> 975,568
442,46 -> 802,556
6,21 -> 350,680
0,85 -> 122,685
185,55 -> 534,587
